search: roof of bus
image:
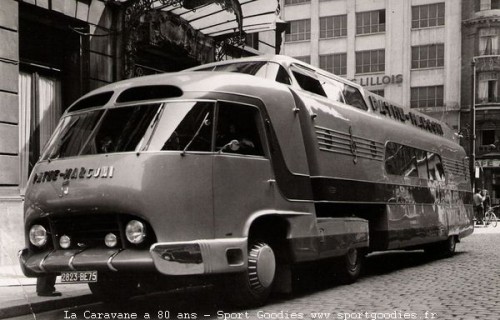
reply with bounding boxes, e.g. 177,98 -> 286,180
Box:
185,54 -> 360,90
185,55 -> 457,140
69,59 -> 458,144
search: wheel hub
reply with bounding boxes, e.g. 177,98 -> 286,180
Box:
248,243 -> 276,292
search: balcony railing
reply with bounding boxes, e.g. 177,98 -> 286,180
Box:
477,96 -> 500,104
478,49 -> 500,56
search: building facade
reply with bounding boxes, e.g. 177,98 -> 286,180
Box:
280,0 -> 462,132
0,0 -> 124,266
462,0 -> 500,202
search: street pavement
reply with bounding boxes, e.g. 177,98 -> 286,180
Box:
0,226 -> 499,319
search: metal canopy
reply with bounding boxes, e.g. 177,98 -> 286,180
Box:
149,0 -> 280,38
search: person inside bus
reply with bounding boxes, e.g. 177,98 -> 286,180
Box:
473,189 -> 485,225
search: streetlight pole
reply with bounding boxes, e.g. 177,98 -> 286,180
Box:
471,58 -> 477,191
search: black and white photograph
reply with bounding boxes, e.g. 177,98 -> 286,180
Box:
0,0 -> 498,319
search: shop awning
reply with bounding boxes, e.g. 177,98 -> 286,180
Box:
125,0 -> 280,38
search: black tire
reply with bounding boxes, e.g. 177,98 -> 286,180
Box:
222,241 -> 276,307
425,236 -> 456,257
336,247 -> 364,284
88,274 -> 140,302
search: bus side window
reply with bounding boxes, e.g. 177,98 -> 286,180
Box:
427,152 -> 445,181
385,142 -> 418,177
215,103 -> 265,156
415,149 -> 429,179
276,66 -> 292,85
319,76 -> 345,103
292,71 -> 327,97
343,85 -> 368,111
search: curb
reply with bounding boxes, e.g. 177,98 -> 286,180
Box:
0,291 -> 98,319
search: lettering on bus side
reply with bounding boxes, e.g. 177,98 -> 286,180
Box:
368,95 -> 443,136
33,166 -> 114,184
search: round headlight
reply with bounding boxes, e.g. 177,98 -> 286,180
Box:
59,235 -> 71,249
105,233 -> 118,248
125,220 -> 146,244
29,225 -> 47,247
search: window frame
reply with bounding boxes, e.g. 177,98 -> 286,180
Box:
285,19 -> 311,42
355,49 -> 385,74
410,85 -> 444,108
320,15 -> 348,39
214,100 -> 269,158
320,53 -> 347,76
411,3 -> 445,29
411,44 -> 445,69
356,10 -> 386,35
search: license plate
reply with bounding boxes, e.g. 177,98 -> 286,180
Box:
61,271 -> 98,283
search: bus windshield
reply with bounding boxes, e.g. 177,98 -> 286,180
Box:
41,101 -> 215,160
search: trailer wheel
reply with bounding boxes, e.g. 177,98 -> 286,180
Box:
336,247 -> 364,284
223,241 -> 276,307
88,274 -> 140,302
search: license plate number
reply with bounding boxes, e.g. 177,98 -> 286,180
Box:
61,271 -> 97,283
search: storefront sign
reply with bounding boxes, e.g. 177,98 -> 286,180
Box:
352,74 -> 403,87
476,159 -> 500,168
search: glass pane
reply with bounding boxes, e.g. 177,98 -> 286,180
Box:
159,102 -> 214,152
81,104 -> 163,154
43,110 -> 104,160
216,103 -> 264,156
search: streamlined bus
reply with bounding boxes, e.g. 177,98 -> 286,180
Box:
19,56 -> 473,306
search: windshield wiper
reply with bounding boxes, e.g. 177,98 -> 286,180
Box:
181,112 -> 210,156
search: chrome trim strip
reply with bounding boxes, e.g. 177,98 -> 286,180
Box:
107,249 -> 123,272
68,255 -> 77,271
38,250 -> 54,273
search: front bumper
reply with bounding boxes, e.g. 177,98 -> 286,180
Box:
19,238 -> 247,277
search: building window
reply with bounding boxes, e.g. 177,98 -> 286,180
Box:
410,85 -> 444,108
370,89 -> 384,97
355,49 -> 385,74
284,0 -> 310,5
320,53 -> 347,75
320,15 -> 347,38
482,130 -> 496,146
411,3 -> 445,29
294,56 -> 311,64
245,33 -> 259,50
411,44 -> 444,69
285,19 -> 311,42
356,10 -> 385,35
480,0 -> 500,10
478,73 -> 499,103
479,28 -> 500,55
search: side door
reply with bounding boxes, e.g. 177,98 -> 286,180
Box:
213,101 -> 275,238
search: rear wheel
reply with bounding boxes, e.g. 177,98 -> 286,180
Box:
485,211 -> 498,227
491,213 -> 498,227
222,241 -> 276,307
336,247 -> 364,284
425,236 -> 456,257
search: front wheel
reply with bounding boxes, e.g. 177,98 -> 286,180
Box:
222,241 -> 276,307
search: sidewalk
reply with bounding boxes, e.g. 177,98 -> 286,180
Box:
1,226 -> 499,318
0,264 -> 96,319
